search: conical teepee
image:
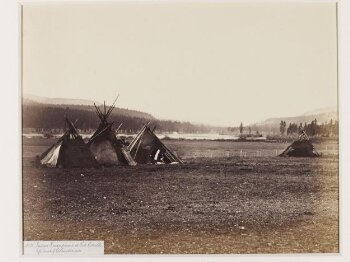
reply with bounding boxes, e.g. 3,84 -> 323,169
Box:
128,123 -> 183,164
279,131 -> 320,157
40,118 -> 99,168
88,97 -> 136,166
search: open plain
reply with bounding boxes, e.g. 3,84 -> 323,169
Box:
22,138 -> 339,254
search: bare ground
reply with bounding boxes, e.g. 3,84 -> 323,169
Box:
22,138 -> 339,254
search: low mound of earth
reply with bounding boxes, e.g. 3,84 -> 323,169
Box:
22,138 -> 338,254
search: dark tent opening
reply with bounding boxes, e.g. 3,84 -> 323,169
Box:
128,123 -> 183,164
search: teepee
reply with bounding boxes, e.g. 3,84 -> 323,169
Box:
128,123 -> 183,164
279,131 -> 320,157
88,97 -> 136,166
40,118 -> 99,168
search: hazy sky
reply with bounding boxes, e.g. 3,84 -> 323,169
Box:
22,2 -> 337,126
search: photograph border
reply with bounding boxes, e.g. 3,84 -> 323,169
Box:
0,0 -> 349,261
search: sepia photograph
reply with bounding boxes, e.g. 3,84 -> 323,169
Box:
20,1 -> 339,255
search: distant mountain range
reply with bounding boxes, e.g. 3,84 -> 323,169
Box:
24,94 -> 101,106
257,107 -> 337,127
249,106 -> 337,134
23,94 -> 155,120
23,94 -> 338,133
22,94 -> 219,133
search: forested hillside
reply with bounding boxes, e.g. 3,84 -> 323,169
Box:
22,102 -> 224,133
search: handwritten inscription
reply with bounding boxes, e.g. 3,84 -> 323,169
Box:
23,241 -> 104,256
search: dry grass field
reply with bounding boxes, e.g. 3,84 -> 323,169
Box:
22,138 -> 339,254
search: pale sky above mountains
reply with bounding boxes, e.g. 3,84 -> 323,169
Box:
22,2 -> 337,126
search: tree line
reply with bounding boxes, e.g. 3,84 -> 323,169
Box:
22,104 -> 224,134
280,119 -> 338,137
229,119 -> 338,138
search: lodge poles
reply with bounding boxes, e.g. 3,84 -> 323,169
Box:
66,118 -> 79,139
93,103 -> 104,120
93,94 -> 120,123
106,94 -> 119,118
114,123 -> 123,134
